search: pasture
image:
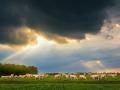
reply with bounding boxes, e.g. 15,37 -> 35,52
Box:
0,76 -> 120,90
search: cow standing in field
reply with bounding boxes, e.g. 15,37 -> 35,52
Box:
1,76 -> 11,78
1,74 -> 14,78
38,74 -> 48,78
63,74 -> 69,78
54,74 -> 62,78
28,74 -> 48,79
90,74 -> 100,80
25,74 -> 33,78
79,75 -> 86,79
108,73 -> 117,78
32,74 -> 39,79
99,74 -> 106,79
69,74 -> 77,79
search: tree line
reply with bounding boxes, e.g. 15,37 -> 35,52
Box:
0,63 -> 38,76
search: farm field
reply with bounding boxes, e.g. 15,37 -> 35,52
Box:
0,78 -> 120,90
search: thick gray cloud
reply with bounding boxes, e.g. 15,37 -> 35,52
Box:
0,0 -> 115,45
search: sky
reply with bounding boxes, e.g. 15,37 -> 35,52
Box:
0,0 -> 120,73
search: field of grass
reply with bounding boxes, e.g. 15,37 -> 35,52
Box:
0,78 -> 120,90
0,83 -> 120,90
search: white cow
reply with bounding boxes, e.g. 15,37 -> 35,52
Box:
1,76 -> 11,78
64,74 -> 69,78
25,74 -> 33,78
54,74 -> 61,78
1,74 -> 14,78
32,74 -> 39,79
90,75 -> 100,80
100,74 -> 106,78
19,75 -> 26,78
69,74 -> 77,79
79,75 -> 86,79
109,74 -> 117,78
38,74 -> 48,78
28,74 -> 48,79
62,74 -> 69,78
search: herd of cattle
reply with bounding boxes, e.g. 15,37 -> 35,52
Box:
0,73 -> 119,80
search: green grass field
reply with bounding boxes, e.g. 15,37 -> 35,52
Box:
0,78 -> 120,90
0,83 -> 120,90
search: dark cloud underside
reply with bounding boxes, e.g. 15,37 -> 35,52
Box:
0,0 -> 115,45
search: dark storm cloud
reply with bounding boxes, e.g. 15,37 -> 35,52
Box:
0,0 -> 115,45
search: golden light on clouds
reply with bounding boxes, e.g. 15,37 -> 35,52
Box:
1,27 -> 81,63
15,27 -> 38,45
1,26 -> 80,49
1,22 -> 120,50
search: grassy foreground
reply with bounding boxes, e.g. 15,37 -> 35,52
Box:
0,78 -> 120,90
0,83 -> 120,90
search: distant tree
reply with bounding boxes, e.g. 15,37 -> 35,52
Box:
0,63 -> 38,76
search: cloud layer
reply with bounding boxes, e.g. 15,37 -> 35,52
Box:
0,0 -> 115,45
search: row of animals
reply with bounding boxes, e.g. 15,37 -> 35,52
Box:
0,73 -> 118,80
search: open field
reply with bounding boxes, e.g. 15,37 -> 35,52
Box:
0,83 -> 120,90
0,78 -> 120,90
